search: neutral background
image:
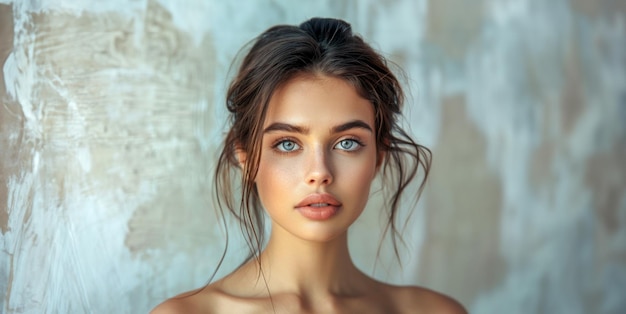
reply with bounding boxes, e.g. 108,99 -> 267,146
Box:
1,0 -> 625,313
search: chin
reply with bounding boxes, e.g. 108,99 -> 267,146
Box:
290,220 -> 353,242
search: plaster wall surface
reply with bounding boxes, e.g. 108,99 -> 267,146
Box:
1,0 -> 624,313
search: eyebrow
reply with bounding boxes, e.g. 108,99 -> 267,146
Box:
331,120 -> 373,133
263,119 -> 373,134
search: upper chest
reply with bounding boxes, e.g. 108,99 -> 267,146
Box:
214,293 -> 401,314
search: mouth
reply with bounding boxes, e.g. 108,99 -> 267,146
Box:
310,203 -> 331,207
295,193 -> 342,220
295,193 -> 342,208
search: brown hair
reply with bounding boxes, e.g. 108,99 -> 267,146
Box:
214,17 -> 431,274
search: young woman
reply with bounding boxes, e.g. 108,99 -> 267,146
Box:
153,18 -> 466,314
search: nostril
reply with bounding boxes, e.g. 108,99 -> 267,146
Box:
306,172 -> 333,185
305,151 -> 333,184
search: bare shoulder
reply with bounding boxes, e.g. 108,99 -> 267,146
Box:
150,297 -> 192,314
388,285 -> 468,314
150,287 -> 223,314
150,280 -> 271,314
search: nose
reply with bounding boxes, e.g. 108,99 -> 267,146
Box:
305,147 -> 333,186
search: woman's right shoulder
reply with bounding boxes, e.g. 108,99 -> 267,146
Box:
150,286 -> 226,314
150,298 -> 192,314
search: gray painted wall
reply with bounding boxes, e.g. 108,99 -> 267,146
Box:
1,0 -> 624,313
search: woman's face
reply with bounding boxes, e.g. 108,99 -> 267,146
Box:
253,75 -> 380,242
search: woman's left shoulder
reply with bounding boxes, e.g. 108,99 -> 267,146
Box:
385,284 -> 468,314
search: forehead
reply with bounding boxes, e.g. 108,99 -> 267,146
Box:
264,75 -> 375,128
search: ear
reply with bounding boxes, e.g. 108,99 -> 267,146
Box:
235,145 -> 247,169
375,149 -> 385,172
376,137 -> 392,172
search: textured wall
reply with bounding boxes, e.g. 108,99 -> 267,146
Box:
1,0 -> 625,313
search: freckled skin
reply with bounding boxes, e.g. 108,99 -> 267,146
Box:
151,76 -> 467,314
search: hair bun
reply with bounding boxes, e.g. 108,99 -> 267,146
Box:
299,17 -> 353,47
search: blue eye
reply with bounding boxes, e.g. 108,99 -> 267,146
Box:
275,140 -> 300,152
335,139 -> 361,151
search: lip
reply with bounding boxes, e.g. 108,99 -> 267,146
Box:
295,193 -> 342,220
295,193 -> 341,208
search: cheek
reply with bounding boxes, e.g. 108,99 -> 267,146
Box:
337,153 -> 378,192
255,155 -> 299,202
257,154 -> 298,180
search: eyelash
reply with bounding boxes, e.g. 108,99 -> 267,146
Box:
270,137 -> 365,154
271,137 -> 301,153
335,137 -> 364,152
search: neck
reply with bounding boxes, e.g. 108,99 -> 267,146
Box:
254,223 -> 366,297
